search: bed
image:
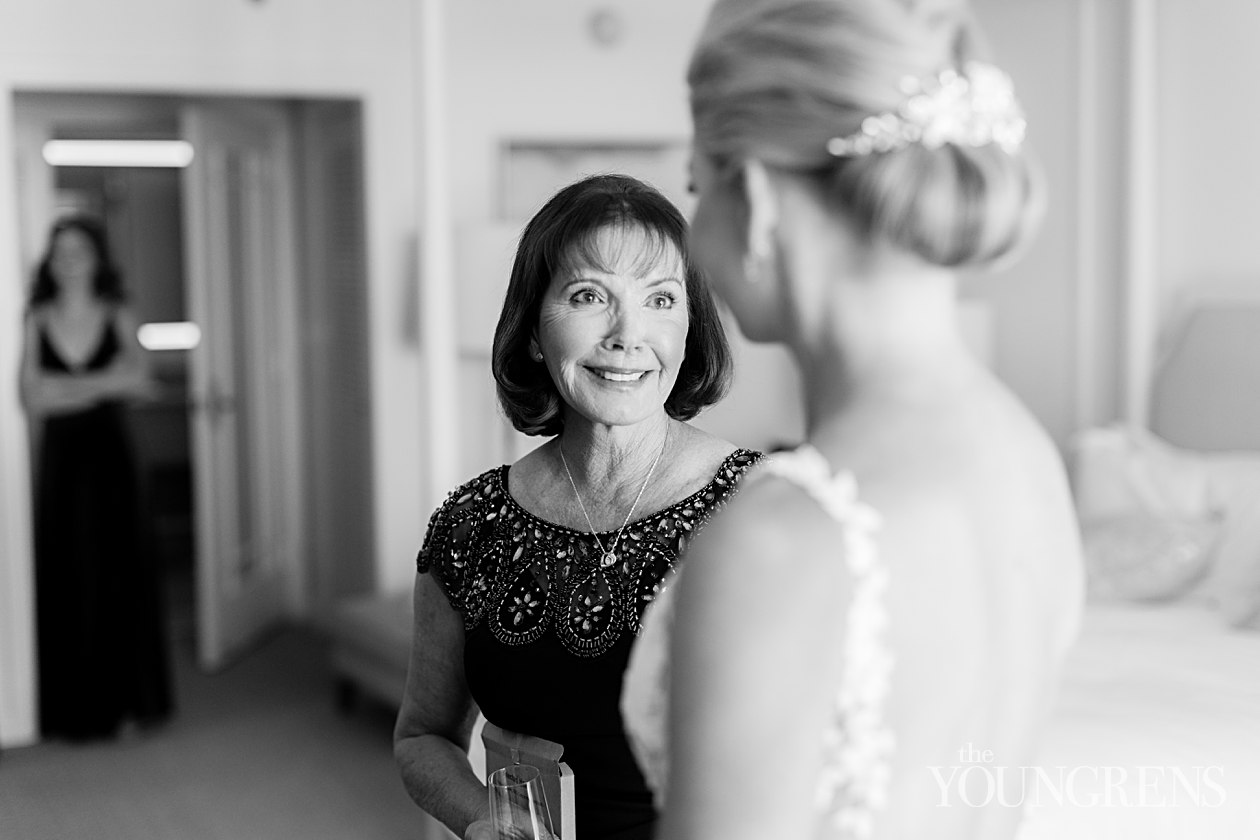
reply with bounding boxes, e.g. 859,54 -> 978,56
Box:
1020,602 -> 1260,837
1021,294 -> 1260,838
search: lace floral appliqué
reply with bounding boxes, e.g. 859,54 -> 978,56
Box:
624,446 -> 894,839
757,447 -> 894,839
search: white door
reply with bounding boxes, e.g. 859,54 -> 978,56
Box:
181,101 -> 299,671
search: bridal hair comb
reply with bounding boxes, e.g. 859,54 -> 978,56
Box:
825,61 -> 1026,158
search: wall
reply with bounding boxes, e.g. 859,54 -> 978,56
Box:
295,100 -> 378,610
1156,1 -> 1260,309
0,0 -> 425,746
445,2 -> 708,225
967,0 -> 1099,442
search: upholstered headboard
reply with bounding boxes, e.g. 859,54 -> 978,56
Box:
1151,295 -> 1260,452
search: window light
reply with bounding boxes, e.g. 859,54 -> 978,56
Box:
138,321 -> 201,351
42,140 -> 195,168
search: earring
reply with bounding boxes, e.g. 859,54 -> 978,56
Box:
742,247 -> 773,284
534,351 -> 544,362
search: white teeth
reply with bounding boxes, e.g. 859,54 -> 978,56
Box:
599,370 -> 645,382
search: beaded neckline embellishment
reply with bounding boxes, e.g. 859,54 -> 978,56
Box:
417,449 -> 763,657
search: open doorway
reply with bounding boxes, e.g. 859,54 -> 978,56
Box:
14,92 -> 376,681
51,146 -> 199,649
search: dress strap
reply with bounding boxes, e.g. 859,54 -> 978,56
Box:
755,445 -> 895,839
755,446 -> 881,536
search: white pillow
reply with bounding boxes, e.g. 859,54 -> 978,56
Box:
1196,489 -> 1260,627
1083,515 -> 1220,603
1071,425 -> 1217,521
1071,425 -> 1260,625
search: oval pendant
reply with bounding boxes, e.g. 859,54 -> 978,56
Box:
601,551 -> 617,568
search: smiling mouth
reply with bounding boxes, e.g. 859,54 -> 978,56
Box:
588,367 -> 651,382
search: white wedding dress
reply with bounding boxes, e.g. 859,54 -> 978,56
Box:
620,446 -> 895,840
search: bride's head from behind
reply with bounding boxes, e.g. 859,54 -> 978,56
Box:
686,0 -> 1043,342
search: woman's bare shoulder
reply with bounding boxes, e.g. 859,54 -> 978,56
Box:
674,421 -> 744,463
509,438 -> 553,474
668,422 -> 752,493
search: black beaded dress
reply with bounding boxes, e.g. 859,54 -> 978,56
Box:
33,313 -> 173,740
418,448 -> 762,840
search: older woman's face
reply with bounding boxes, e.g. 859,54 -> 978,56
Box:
49,228 -> 99,294
536,224 -> 689,430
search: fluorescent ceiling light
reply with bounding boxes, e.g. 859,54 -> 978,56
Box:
138,321 -> 201,351
42,139 -> 195,168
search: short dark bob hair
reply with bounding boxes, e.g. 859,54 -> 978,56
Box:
29,214 -> 126,307
492,173 -> 733,437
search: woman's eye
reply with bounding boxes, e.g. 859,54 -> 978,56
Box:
571,289 -> 601,305
649,292 -> 677,310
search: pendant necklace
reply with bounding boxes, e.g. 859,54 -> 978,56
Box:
559,428 -> 668,569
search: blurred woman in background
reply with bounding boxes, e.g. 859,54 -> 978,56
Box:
21,214 -> 172,741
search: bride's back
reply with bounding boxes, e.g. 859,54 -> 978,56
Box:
817,365 -> 1084,839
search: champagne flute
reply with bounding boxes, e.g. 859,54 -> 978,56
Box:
487,764 -> 555,840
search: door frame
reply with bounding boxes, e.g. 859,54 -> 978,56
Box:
181,98 -> 308,669
2,91 -> 310,741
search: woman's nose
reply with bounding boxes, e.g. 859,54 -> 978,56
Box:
604,303 -> 645,351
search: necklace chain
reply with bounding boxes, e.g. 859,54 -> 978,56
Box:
559,430 -> 668,568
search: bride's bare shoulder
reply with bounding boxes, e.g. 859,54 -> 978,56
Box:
690,466 -> 851,581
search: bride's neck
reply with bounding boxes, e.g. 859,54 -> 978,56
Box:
787,269 -> 970,436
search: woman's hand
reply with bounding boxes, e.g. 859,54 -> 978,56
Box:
31,376 -> 101,414
99,361 -> 159,402
463,818 -> 496,840
468,817 -> 560,840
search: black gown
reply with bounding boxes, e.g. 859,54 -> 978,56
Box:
34,315 -> 173,740
418,449 -> 762,840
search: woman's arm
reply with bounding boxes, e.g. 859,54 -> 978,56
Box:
394,573 -> 495,840
655,480 -> 852,840
20,306 -> 155,417
18,311 -> 41,417
73,306 -> 155,402
19,311 -> 97,417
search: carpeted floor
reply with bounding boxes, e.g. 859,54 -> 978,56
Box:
0,624 -> 446,840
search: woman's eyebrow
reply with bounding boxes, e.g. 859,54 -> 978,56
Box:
557,274 -> 682,290
643,276 -> 684,288
558,276 -> 607,290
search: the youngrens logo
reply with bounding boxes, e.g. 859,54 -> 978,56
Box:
929,744 -> 1227,808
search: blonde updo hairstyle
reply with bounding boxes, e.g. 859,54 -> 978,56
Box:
688,0 -> 1042,269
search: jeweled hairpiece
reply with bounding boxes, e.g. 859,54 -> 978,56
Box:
826,61 -> 1026,158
